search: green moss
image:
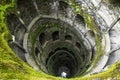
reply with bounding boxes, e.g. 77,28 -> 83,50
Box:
69,0 -> 102,75
68,0 -> 120,79
0,0 -> 120,79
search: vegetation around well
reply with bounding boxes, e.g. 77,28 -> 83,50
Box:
0,0 -> 120,80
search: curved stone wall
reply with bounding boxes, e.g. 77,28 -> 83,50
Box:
4,0 -> 120,79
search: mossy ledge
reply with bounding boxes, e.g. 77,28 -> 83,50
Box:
0,0 -> 120,80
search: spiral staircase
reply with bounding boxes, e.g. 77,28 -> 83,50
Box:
5,0 -> 120,78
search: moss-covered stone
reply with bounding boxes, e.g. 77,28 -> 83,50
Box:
69,0 -> 102,75
0,0 -> 120,80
